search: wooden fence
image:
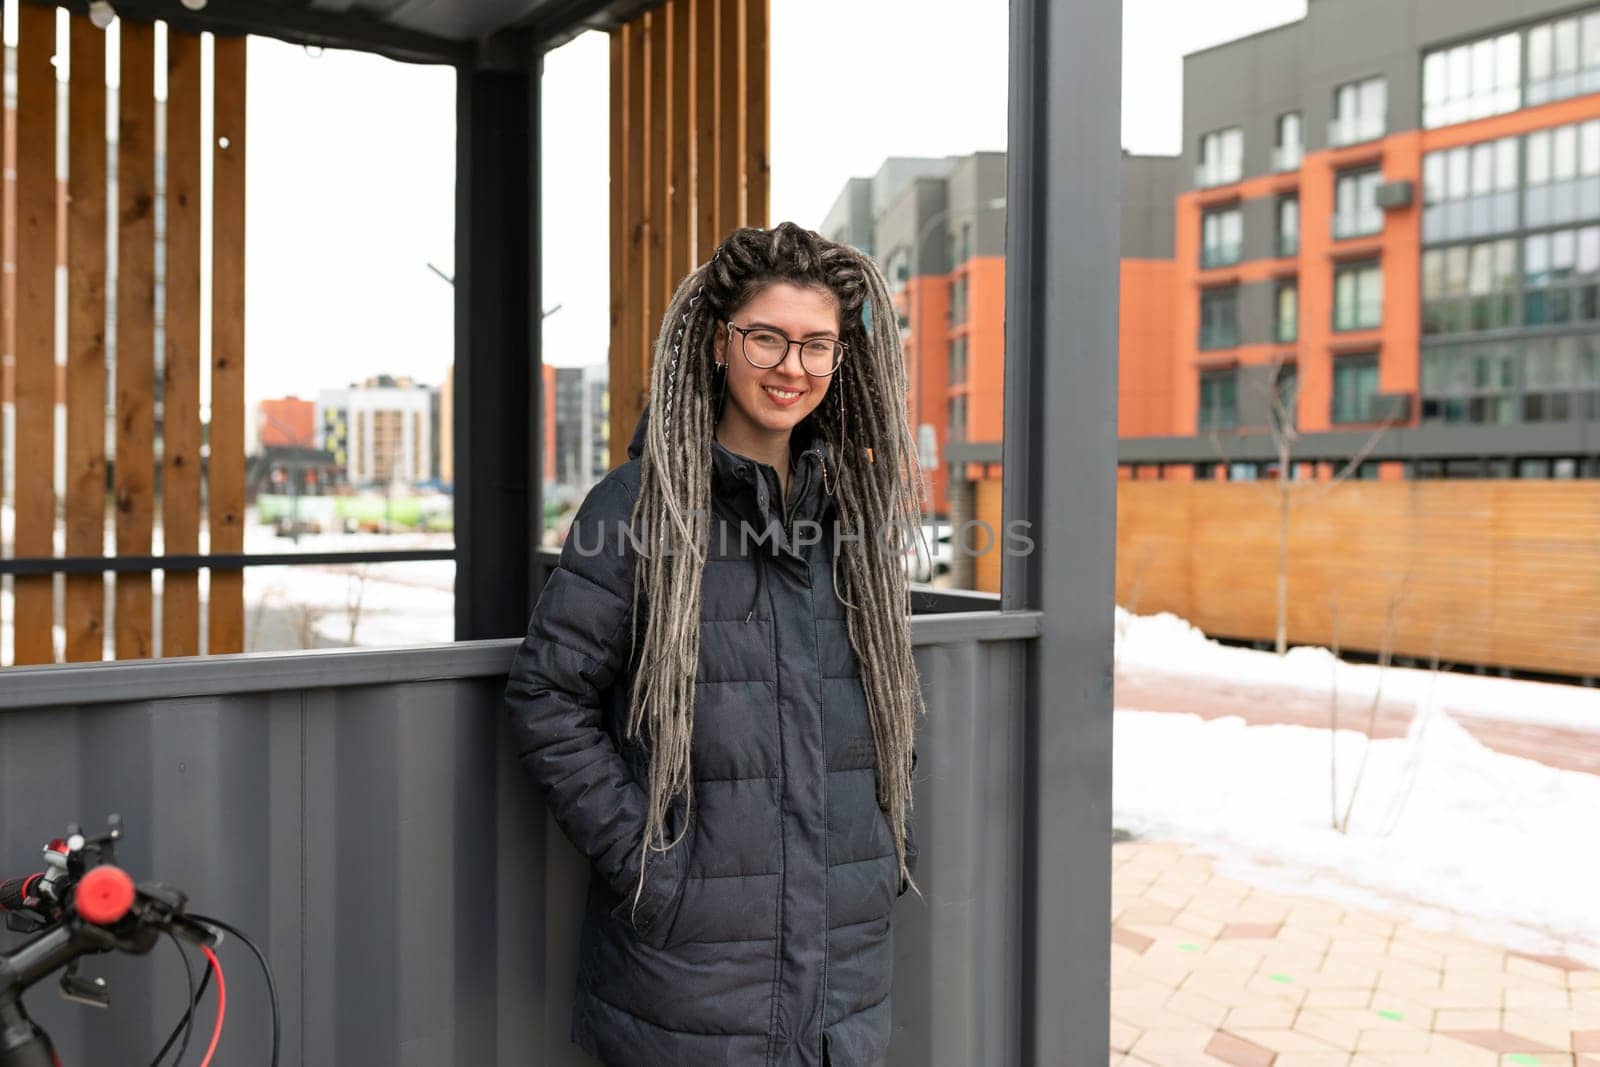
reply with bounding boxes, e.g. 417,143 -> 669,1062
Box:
1117,480 -> 1600,678
608,0 -> 769,467
4,10 -> 246,665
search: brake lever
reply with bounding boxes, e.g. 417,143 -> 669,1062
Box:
4,910 -> 48,935
59,959 -> 110,1009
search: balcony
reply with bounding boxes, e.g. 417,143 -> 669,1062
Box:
1328,112 -> 1386,148
1200,242 -> 1243,269
1332,208 -> 1382,240
1194,158 -> 1242,189
1199,323 -> 1240,350
1270,143 -> 1303,171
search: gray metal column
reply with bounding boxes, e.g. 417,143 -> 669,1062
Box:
1002,0 -> 1121,1062
454,39 -> 543,641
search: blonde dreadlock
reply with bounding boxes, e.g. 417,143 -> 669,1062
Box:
621,222 -> 929,920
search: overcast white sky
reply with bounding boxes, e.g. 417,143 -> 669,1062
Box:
242,0 -> 1306,407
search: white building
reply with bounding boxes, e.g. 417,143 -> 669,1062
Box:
315,375 -> 435,489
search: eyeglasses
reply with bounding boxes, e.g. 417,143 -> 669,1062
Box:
724,322 -> 846,377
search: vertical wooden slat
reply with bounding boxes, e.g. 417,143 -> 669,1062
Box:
608,29 -> 626,464
743,0 -> 769,226
161,29 -> 202,657
646,10 -> 668,369
66,15 -> 109,663
717,0 -> 741,231
692,0 -> 717,262
14,2 -> 57,666
667,0 -> 691,285
115,20 -> 157,661
611,22 -> 648,470
208,35 -> 247,655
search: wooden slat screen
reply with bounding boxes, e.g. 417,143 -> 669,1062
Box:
1116,481 -> 1600,678
3,15 -> 247,666
608,0 -> 770,468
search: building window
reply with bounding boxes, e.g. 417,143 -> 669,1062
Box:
886,247 -> 911,292
1331,353 -> 1380,424
1422,238 -> 1519,335
1422,136 -> 1519,243
1333,168 -> 1383,239
1524,225 -> 1600,327
1276,196 -> 1300,257
948,275 -> 969,325
1273,362 -> 1299,432
1198,368 -> 1238,430
959,222 -> 972,264
1334,261 -> 1383,330
1524,119 -> 1600,230
948,336 -> 968,386
1522,335 -> 1587,422
1201,206 -> 1243,268
948,394 -> 968,443
1274,281 -> 1299,343
1199,287 -> 1240,349
1423,32 -> 1521,128
1418,342 -> 1516,425
1329,75 -> 1386,147
1273,112 -> 1303,171
1527,9 -> 1600,107
1197,126 -> 1243,188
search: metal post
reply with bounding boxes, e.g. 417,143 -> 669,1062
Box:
1002,0 -> 1121,1062
454,42 -> 542,640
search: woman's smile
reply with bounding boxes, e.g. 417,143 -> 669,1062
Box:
761,383 -> 807,406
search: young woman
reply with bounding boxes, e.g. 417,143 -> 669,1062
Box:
504,222 -> 926,1066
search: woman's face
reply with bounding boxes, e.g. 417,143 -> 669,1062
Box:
713,281 -> 839,439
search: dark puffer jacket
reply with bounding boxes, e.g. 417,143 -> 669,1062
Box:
504,403 -> 917,1067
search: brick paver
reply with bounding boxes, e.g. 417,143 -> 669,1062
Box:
1112,839 -> 1600,1066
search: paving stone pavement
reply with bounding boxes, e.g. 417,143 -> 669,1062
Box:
1111,839 -> 1600,1066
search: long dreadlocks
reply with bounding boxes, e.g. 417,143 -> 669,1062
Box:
621,222 -> 928,917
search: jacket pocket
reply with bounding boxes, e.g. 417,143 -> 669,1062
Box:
610,800 -> 695,950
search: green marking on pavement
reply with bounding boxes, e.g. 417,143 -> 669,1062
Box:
1375,1009 -> 1404,1021
1268,973 -> 1293,984
1506,1055 -> 1540,1065
1177,943 -> 1199,952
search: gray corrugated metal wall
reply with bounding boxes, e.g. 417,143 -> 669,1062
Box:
0,614 -> 1038,1065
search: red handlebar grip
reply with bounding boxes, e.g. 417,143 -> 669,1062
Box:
75,865 -> 136,926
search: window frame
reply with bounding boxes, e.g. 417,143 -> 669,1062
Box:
1200,205 -> 1244,268
1333,259 -> 1384,332
1198,367 -> 1239,431
1197,125 -> 1244,188
1199,286 -> 1241,350
1331,352 -> 1382,425
1333,166 -> 1383,239
1330,74 -> 1387,146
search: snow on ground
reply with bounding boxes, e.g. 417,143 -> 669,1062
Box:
1114,703 -> 1600,966
1115,606 -> 1600,733
242,523 -> 456,650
